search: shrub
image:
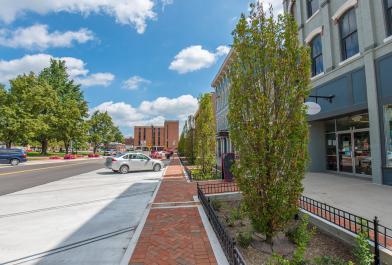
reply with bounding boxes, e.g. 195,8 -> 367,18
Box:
289,215 -> 315,264
230,207 -> 242,221
210,199 -> 222,212
237,231 -> 253,248
353,231 -> 373,265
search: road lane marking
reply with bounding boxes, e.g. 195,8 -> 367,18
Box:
0,161 -> 101,176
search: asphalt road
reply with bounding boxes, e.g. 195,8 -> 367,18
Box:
0,159 -> 105,196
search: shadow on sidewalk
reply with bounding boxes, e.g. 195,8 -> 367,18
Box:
3,181 -> 159,265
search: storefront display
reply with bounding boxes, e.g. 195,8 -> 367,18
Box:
384,105 -> 392,168
325,112 -> 371,176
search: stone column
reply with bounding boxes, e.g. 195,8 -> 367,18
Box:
364,51 -> 383,184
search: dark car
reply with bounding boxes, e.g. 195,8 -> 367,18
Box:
0,149 -> 28,166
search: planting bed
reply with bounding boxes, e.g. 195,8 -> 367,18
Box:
212,199 -> 355,265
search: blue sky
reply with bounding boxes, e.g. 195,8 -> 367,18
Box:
0,0 -> 282,136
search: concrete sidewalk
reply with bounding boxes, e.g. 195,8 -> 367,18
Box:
0,168 -> 162,265
304,172 -> 392,226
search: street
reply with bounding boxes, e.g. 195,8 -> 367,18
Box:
0,159 -> 105,196
0,165 -> 163,265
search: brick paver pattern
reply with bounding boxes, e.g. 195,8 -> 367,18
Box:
129,156 -> 218,265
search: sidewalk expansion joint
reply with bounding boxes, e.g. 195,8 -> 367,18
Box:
150,201 -> 200,209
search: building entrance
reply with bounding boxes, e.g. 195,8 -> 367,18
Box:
325,113 -> 371,177
337,129 -> 371,176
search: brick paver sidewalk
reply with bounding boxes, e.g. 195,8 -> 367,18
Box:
129,156 -> 218,265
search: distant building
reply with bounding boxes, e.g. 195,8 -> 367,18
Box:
211,50 -> 234,169
134,120 -> 179,151
124,137 -> 134,149
105,142 -> 126,153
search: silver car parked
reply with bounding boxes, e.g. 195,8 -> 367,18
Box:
105,152 -> 164,174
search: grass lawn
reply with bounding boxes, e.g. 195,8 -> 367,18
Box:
27,151 -> 102,158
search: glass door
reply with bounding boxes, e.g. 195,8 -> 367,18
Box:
338,133 -> 353,173
354,131 -> 371,175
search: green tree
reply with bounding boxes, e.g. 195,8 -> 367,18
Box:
185,115 -> 196,164
194,93 -> 216,175
112,126 -> 125,143
88,111 -> 123,153
39,59 -> 88,154
227,4 -> 311,244
0,84 -> 22,148
4,73 -> 58,152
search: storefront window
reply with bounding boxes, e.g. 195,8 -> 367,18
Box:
325,119 -> 336,133
336,113 -> 369,131
326,133 -> 337,170
384,105 -> 392,167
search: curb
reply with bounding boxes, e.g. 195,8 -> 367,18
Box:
119,165 -> 168,265
193,195 -> 229,265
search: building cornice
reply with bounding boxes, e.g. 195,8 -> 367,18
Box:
211,49 -> 234,88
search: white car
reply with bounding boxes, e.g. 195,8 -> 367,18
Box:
105,152 -> 164,174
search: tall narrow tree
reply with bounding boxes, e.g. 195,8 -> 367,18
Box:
195,93 -> 216,175
228,4 -> 311,244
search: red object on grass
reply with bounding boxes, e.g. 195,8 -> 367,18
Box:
64,154 -> 76,160
49,156 -> 61,160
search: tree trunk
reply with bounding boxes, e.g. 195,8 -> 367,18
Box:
6,141 -> 12,149
93,145 -> 97,154
64,142 -> 70,154
41,139 -> 48,155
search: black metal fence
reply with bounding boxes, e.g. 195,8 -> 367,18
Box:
299,195 -> 392,264
197,182 -> 392,265
197,184 -> 246,265
198,181 -> 239,194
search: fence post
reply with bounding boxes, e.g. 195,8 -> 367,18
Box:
374,216 -> 380,265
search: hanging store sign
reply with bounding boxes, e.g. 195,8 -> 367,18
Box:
304,101 -> 321,115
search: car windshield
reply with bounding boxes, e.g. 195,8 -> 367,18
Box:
115,153 -> 123,158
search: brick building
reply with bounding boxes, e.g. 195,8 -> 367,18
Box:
134,120 -> 179,150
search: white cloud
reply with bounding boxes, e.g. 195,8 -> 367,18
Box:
122,75 -> 151,90
139,95 -> 198,117
76,73 -> 114,87
0,0 -> 157,34
161,0 -> 174,11
91,94 -> 198,134
0,24 -> 94,50
0,54 -> 114,87
169,45 -> 230,74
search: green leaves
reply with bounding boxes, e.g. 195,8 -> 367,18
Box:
195,93 -> 216,176
87,110 -> 123,153
0,59 -> 122,153
228,3 -> 311,242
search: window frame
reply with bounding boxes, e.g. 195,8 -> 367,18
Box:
339,8 -> 359,61
307,0 -> 319,19
385,0 -> 392,36
310,34 -> 324,76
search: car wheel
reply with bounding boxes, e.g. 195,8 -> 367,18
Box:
153,164 -> 161,172
10,159 -> 20,166
119,165 -> 129,174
